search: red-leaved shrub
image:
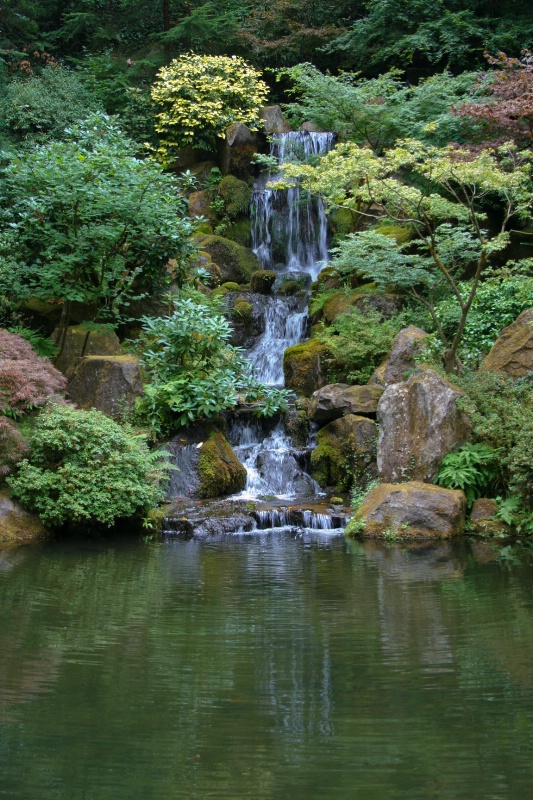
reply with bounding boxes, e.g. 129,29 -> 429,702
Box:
0,415 -> 29,478
0,329 -> 67,416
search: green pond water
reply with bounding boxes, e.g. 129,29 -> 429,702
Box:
1,531 -> 533,799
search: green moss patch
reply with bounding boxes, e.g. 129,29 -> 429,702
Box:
198,431 -> 247,498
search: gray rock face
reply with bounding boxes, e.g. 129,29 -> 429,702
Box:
53,325 -> 123,379
377,369 -> 471,482
308,383 -> 384,423
218,123 -> 263,177
356,481 -> 466,538
371,325 -> 428,387
480,308 -> 533,377
259,105 -> 292,134
68,356 -> 144,418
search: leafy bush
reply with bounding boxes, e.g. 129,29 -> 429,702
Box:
8,405 -> 167,528
0,329 -> 66,417
7,326 -> 57,359
134,294 -> 288,434
1,65 -> 100,139
0,416 -> 29,478
151,53 -> 269,154
0,114 -> 196,332
316,306 -> 404,384
435,442 -> 499,507
457,371 -> 533,509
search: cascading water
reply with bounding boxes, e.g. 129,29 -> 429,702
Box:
232,131 -> 335,504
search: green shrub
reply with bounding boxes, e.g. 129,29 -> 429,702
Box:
316,306 -> 404,384
435,442 -> 499,507
8,404 -> 167,528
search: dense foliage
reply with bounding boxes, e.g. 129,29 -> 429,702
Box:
8,404 -> 168,528
0,329 -> 66,417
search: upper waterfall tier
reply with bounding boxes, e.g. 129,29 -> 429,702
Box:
251,132 -> 335,280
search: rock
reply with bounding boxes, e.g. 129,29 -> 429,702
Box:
315,267 -> 343,290
168,146 -> 213,171
352,481 -> 466,539
480,308 -> 533,377
53,324 -> 123,379
308,383 -> 384,423
188,160 -> 218,186
311,415 -> 377,490
163,499 -> 255,538
284,406 -> 310,448
328,207 -> 358,238
198,431 -> 247,498
300,121 -> 322,132
217,175 -> 252,219
195,234 -> 260,284
283,339 -> 328,397
374,224 -> 413,245
259,105 -> 292,134
277,272 -> 310,295
250,270 -> 277,295
371,325 -> 428,387
377,369 -> 471,483
188,189 -> 217,224
227,218 -> 252,247
470,497 -> 499,522
191,250 -> 221,287
0,488 -> 48,545
218,123 -> 263,178
68,355 -> 144,418
316,290 -> 402,325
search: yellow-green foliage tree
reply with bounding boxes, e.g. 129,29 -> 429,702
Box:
151,53 -> 269,157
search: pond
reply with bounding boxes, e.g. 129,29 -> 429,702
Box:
1,532 -> 533,799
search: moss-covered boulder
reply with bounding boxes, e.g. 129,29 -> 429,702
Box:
370,325 -> 428,387
188,189 -> 217,225
0,487 -> 48,546
227,217 -> 252,247
480,308 -> 533,377
250,270 -> 276,295
68,355 -> 144,418
374,225 -> 413,245
328,207 -> 359,238
198,431 -> 247,498
311,415 -> 377,490
195,234 -> 260,284
232,298 -> 254,324
283,339 -> 328,397
284,405 -> 310,448
348,481 -> 466,539
218,175 -> 252,219
315,267 -> 343,290
53,324 -> 124,379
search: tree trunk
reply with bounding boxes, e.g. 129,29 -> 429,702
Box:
163,0 -> 170,31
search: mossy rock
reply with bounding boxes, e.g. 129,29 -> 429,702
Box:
216,281 -> 241,295
53,324 -> 124,379
328,208 -> 359,237
195,234 -> 260,284
0,488 -> 49,546
68,355 -> 144,418
321,292 -> 359,324
196,222 -> 214,235
374,225 -> 413,245
218,175 -> 252,219
311,415 -> 377,491
315,267 -> 342,290
283,339 -> 328,397
198,431 -> 247,498
233,298 -> 254,324
250,270 -> 276,295
284,407 -> 310,448
227,217 -> 252,247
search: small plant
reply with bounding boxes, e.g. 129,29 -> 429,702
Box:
8,404 -> 168,529
8,326 -> 57,359
0,329 -> 66,417
436,442 -> 499,507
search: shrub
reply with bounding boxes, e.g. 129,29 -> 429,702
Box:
316,307 -> 404,384
435,442 -> 499,507
0,329 -> 66,417
0,416 -> 29,478
151,53 -> 269,155
8,405 -> 167,528
1,65 -> 100,139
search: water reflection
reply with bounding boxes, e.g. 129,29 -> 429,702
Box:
0,535 -> 532,799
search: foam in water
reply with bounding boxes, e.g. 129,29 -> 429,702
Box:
245,295 -> 307,385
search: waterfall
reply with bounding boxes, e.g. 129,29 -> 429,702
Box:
251,132 -> 335,279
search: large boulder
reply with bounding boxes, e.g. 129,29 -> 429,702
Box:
53,324 -> 123,379
311,415 -> 377,490
377,369 -> 471,483
0,487 -> 48,545
217,175 -> 252,219
259,105 -> 292,134
371,325 -> 428,387
308,383 -> 383,423
250,270 -> 276,295
351,481 -> 466,539
195,234 -> 260,284
188,189 -> 217,225
317,291 -> 401,325
283,340 -> 328,397
68,355 -> 144,418
480,308 -> 533,377
165,427 -> 246,499
217,122 -> 263,178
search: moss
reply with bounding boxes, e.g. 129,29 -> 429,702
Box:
195,234 -> 260,284
315,267 -> 342,289
198,431 -> 247,498
0,488 -> 49,545
227,217 -> 252,247
328,207 -> 359,237
233,298 -> 253,324
218,175 -> 252,219
311,416 -> 377,491
284,408 -> 310,448
374,225 -> 413,245
283,339 -> 328,397
250,270 -> 276,295
196,222 -> 214,235
216,281 -> 241,296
